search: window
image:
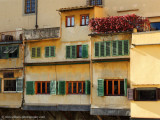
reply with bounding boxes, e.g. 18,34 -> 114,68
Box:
45,46 -> 55,57
4,80 -> 16,91
25,0 -> 35,14
0,45 -> 19,59
80,15 -> 89,26
151,22 -> 160,30
35,81 -> 50,94
66,44 -> 88,59
95,40 -> 129,57
98,79 -> 127,96
66,81 -> 85,94
3,72 -> 14,78
90,0 -> 102,5
66,16 -> 74,27
31,47 -> 41,58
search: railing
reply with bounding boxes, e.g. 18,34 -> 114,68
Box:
0,30 -> 23,42
24,27 -> 60,40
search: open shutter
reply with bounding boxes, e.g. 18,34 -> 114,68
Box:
31,48 -> 36,58
37,47 -> 41,57
58,81 -> 66,95
124,40 -> 129,55
106,41 -> 111,56
66,46 -> 71,58
45,47 -> 50,57
85,80 -> 90,95
26,81 -> 35,95
98,79 -> 104,96
124,78 -> 127,96
157,88 -> 160,100
95,42 -> 100,57
50,46 -> 55,57
0,78 -> 1,92
16,78 -> 23,92
82,44 -> 88,58
118,41 -> 123,56
50,80 -> 56,95
100,42 -> 105,57
71,45 -> 77,58
127,88 -> 135,100
112,41 -> 118,56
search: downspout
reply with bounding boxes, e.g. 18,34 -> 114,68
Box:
35,0 -> 38,29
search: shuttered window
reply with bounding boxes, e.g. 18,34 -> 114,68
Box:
45,46 -> 55,57
66,45 -> 88,59
50,80 -> 57,95
98,79 -> 104,96
26,81 -> 35,95
127,88 -> 135,100
58,81 -> 66,95
16,78 -> 23,92
31,47 -> 41,58
85,80 -> 90,95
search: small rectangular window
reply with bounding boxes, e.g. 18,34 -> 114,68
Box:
45,46 -> 55,57
3,72 -> 14,78
77,45 -> 82,58
90,0 -> 102,5
25,0 -> 36,14
31,47 -> 41,58
35,81 -> 50,94
66,16 -> 74,27
80,15 -> 89,26
151,22 -> 160,30
4,80 -> 16,91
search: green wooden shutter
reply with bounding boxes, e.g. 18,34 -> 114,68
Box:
118,40 -> 123,56
82,44 -> 88,58
124,78 -> 127,96
45,47 -> 50,57
106,41 -> 111,56
95,42 -> 100,57
71,45 -> 77,58
37,47 -> 41,57
58,81 -> 66,95
50,80 -> 56,95
66,46 -> 71,58
31,48 -> 36,58
112,41 -> 118,56
50,46 -> 55,57
124,40 -> 129,55
0,78 -> 1,93
100,42 -> 105,57
85,80 -> 90,95
26,81 -> 35,95
16,78 -> 23,92
98,79 -> 104,96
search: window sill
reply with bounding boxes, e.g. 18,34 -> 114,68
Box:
3,91 -> 18,93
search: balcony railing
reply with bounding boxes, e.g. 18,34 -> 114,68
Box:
24,27 -> 60,40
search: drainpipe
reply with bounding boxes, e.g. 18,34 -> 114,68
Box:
35,0 -> 38,29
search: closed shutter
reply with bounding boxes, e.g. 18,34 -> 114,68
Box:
37,47 -> 41,57
50,80 -> 56,95
16,78 -> 23,92
124,40 -> 129,55
157,88 -> 160,100
71,45 -> 77,58
124,78 -> 127,96
66,46 -> 71,58
58,81 -> 66,95
118,41 -> 123,56
32,48 -> 36,58
82,44 -> 88,58
0,46 -> 2,59
50,46 -> 55,57
100,42 -> 105,57
106,41 -> 111,56
0,78 -> 1,92
26,81 -> 35,95
45,47 -> 50,57
112,41 -> 117,56
95,42 -> 100,57
127,88 -> 135,100
85,80 -> 90,95
98,79 -> 104,96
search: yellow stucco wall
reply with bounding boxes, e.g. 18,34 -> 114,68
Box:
24,64 -> 90,105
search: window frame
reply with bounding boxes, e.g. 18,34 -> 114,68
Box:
25,0 -> 36,14
105,79 -> 124,96
66,81 -> 85,95
66,16 -> 75,27
45,46 -> 56,58
4,79 -> 17,92
31,47 -> 41,58
35,81 -> 50,94
80,14 -> 89,26
90,0 -> 102,6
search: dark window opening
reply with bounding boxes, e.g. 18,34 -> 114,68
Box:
25,0 -> 35,14
3,72 -> 14,78
35,81 -> 50,94
4,80 -> 16,91
77,45 -> 82,58
151,22 -> 160,30
90,0 -> 102,6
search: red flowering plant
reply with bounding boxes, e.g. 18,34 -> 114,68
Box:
89,14 -> 150,34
